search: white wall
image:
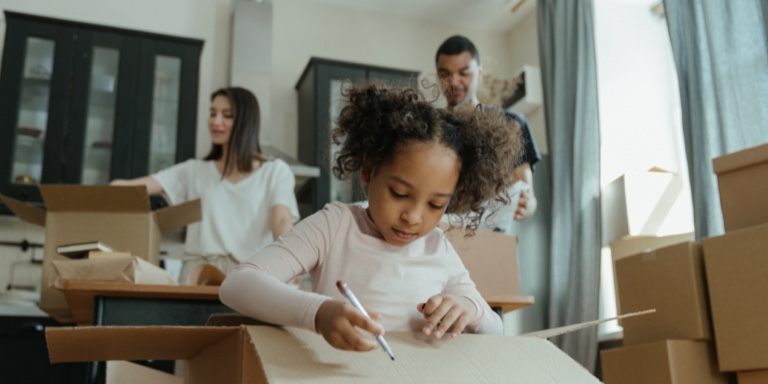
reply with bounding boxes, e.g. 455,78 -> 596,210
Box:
269,0 -> 515,158
505,10 -> 548,154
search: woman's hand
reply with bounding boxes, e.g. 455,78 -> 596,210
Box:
314,300 -> 384,352
417,294 -> 477,339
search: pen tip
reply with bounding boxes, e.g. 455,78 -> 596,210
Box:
336,280 -> 344,289
390,356 -> 395,361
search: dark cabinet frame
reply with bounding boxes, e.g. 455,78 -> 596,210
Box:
0,12 -> 202,206
295,57 -> 419,216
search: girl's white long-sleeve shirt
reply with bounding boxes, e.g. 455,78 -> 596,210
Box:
219,202 -> 502,335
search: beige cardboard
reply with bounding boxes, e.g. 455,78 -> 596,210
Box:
52,256 -> 178,285
2,185 -> 200,323
601,340 -> 728,384
602,168 -> 691,244
609,232 -> 694,324
107,361 -> 183,384
712,142 -> 768,232
47,325 -> 600,383
702,223 -> 768,371
737,369 -> 768,384
616,242 -> 711,345
441,228 -> 520,296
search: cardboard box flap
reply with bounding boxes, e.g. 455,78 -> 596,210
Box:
0,195 -> 46,226
520,309 -> 656,339
46,326 -> 237,363
246,326 -> 600,383
712,142 -> 768,175
154,198 -> 202,233
40,185 -> 150,212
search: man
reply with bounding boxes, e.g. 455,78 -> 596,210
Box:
435,35 -> 542,227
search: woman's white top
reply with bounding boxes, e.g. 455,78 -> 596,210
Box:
152,158 -> 300,262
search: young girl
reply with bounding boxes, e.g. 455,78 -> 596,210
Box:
220,82 -> 522,352
111,87 -> 299,282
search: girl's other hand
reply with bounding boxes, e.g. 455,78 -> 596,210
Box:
314,300 -> 384,352
417,294 -> 476,339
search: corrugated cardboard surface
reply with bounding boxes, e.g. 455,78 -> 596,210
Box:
609,233 -> 694,324
41,184 -> 151,212
41,212 -> 160,323
712,143 -> 768,232
737,369 -> 768,384
442,229 -> 520,296
106,361 -> 183,384
47,325 -> 600,383
601,340 -> 728,384
616,242 -> 711,345
702,223 -> 768,371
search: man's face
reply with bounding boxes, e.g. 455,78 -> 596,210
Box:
436,51 -> 482,109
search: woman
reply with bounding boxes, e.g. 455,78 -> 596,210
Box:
111,87 -> 299,282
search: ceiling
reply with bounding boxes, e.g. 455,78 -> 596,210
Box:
302,0 -> 537,33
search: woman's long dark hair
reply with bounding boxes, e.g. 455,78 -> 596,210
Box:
204,87 -> 267,175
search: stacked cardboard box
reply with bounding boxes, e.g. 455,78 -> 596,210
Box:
701,142 -> 768,380
602,142 -> 768,382
601,242 -> 727,384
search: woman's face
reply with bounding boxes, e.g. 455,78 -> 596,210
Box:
361,141 -> 460,247
208,95 -> 234,146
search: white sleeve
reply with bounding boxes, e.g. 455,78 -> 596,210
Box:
219,204 -> 342,331
151,160 -> 195,204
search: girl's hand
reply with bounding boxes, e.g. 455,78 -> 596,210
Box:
417,294 -> 476,339
314,300 -> 384,352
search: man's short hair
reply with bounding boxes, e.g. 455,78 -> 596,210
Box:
435,35 -> 480,64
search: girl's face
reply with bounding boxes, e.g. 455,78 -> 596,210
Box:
361,141 -> 460,247
208,95 -> 234,146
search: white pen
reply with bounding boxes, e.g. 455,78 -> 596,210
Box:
336,280 -> 395,361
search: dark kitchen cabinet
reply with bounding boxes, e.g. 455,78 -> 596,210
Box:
0,11 -> 202,207
295,57 -> 419,217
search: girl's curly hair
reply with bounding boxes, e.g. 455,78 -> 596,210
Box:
332,81 -> 524,233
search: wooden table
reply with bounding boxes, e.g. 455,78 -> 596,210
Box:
56,280 -> 225,326
485,295 -> 535,314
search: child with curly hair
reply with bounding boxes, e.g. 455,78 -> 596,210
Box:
220,81 -> 523,353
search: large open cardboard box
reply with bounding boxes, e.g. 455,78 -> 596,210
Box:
615,242 -> 711,346
0,185 -> 200,323
702,222 -> 768,372
712,142 -> 768,232
46,324 -> 600,383
601,340 -> 728,384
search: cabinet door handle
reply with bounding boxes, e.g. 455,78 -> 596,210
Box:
20,322 -> 45,333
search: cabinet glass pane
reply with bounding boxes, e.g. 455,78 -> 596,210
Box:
81,47 -> 119,185
148,55 -> 180,174
328,79 -> 355,203
12,37 -> 54,185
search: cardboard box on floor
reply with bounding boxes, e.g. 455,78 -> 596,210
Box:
47,313 -> 654,384
0,185 -> 200,323
712,142 -> 768,232
601,167 -> 693,244
609,232 -> 694,325
702,222 -> 768,372
615,242 -> 711,345
601,340 -> 729,384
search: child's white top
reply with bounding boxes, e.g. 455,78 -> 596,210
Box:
152,158 -> 300,262
220,202 -> 503,334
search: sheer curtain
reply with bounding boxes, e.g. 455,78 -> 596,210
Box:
664,0 -> 768,239
537,0 -> 602,371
